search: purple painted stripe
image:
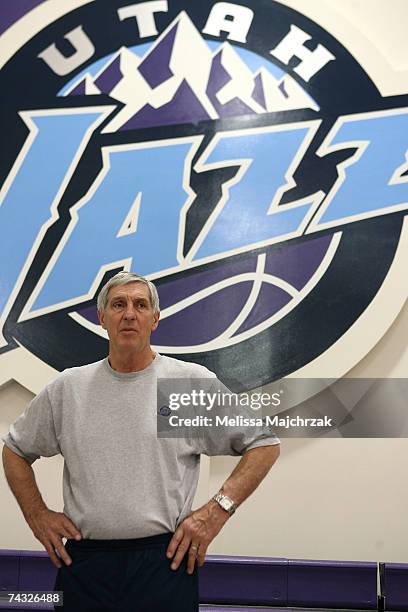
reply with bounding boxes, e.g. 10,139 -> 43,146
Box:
200,609 -> 290,612
19,556 -> 56,591
0,550 -> 385,610
199,609 -> 338,612
384,563 -> 408,611
0,553 -> 19,590
206,554 -> 287,564
288,559 -> 377,609
0,0 -> 45,35
199,555 -> 287,606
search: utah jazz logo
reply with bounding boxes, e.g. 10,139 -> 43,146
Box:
1,1 -> 407,390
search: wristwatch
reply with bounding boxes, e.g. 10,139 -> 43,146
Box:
212,491 -> 237,516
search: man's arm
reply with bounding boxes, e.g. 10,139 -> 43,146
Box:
166,443 -> 280,573
2,445 -> 82,568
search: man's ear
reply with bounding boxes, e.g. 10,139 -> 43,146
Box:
151,311 -> 160,332
98,309 -> 106,330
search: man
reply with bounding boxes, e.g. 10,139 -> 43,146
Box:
2,271 -> 280,611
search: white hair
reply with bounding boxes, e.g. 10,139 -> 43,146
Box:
97,272 -> 160,314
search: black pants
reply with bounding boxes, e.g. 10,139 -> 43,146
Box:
54,533 -> 198,612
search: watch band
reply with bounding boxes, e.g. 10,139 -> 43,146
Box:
212,491 -> 237,516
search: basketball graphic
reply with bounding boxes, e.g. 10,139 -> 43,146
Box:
0,0 -> 406,392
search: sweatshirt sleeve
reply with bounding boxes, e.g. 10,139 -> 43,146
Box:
2,386 -> 61,464
192,378 -> 280,456
197,416 -> 280,457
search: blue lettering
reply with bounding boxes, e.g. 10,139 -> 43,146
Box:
8,107 -> 408,324
0,107 -> 111,345
24,137 -> 201,316
310,108 -> 408,230
189,122 -> 321,262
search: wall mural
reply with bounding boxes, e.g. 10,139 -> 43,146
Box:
0,0 -> 407,391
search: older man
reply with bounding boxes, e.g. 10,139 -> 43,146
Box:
2,271 -> 280,611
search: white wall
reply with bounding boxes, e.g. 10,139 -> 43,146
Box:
1,0 -> 407,562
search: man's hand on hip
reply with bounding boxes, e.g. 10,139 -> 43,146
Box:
27,508 -> 82,568
166,500 -> 229,574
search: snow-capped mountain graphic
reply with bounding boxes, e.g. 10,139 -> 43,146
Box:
64,11 -> 318,132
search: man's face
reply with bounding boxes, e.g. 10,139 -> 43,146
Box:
98,282 -> 159,353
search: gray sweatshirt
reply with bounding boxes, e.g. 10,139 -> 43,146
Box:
3,354 -> 279,539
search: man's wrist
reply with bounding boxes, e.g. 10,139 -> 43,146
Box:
24,503 -> 48,524
207,498 -> 231,523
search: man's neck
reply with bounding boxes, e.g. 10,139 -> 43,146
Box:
108,348 -> 156,373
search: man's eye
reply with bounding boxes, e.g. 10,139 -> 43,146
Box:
113,302 -> 123,309
137,302 -> 146,309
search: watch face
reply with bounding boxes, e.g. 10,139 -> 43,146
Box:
223,498 -> 233,511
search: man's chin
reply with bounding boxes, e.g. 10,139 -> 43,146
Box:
119,336 -> 145,347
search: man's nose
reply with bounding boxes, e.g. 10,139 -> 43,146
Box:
123,305 -> 136,319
